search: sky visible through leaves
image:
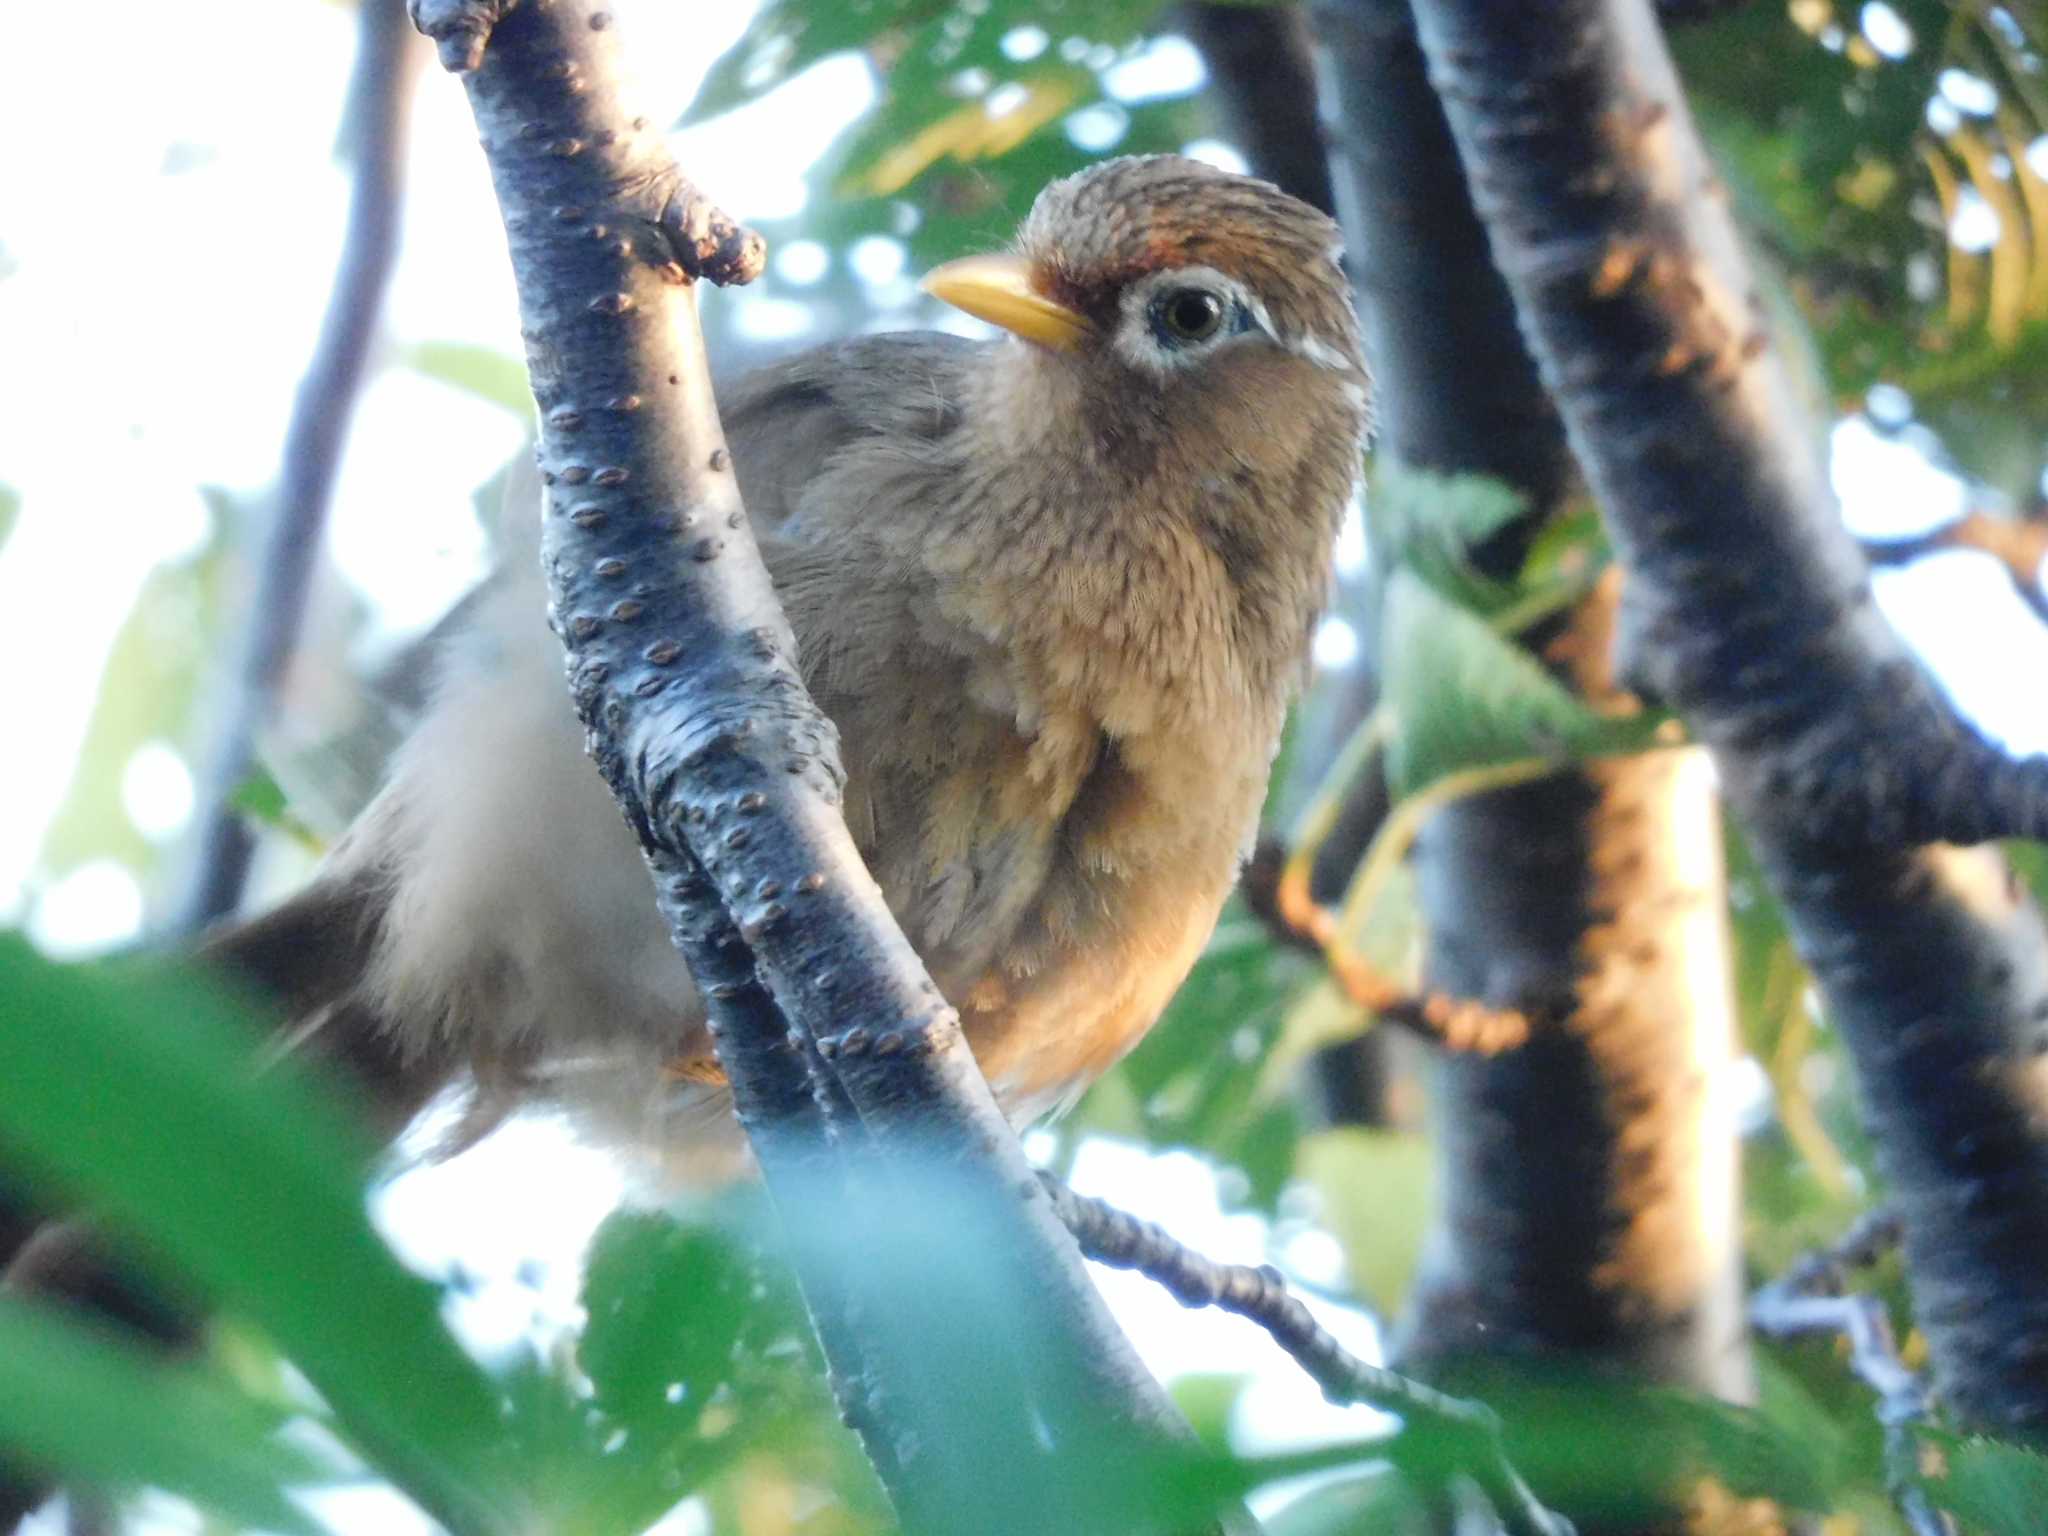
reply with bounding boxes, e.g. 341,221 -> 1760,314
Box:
1,1 -> 2047,1532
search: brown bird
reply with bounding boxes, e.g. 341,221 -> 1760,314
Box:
214,154 -> 1370,1182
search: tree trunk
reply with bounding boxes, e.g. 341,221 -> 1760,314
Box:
1405,0 -> 2048,1436
1311,0 -> 1750,1415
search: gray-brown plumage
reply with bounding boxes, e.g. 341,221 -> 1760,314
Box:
207,154 -> 1371,1183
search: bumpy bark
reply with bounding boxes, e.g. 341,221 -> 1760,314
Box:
407,1 -> 1205,1527
1409,0 -> 2048,1434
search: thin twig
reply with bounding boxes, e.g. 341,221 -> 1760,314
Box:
180,0 -> 423,930
1246,855 -> 1530,1053
1254,720 -> 1534,1056
1750,1210 -> 1953,1536
1043,1174 -> 1574,1536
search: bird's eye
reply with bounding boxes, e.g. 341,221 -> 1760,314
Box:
1153,287 -> 1227,345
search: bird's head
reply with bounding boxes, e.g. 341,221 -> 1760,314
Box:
922,154 -> 1369,439
917,156 -> 1369,712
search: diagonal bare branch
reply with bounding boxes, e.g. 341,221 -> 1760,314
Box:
1044,1175 -> 1574,1536
180,0 -> 424,930
406,1 -> 1206,1526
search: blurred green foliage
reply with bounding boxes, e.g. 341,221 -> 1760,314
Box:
684,0 -> 1208,271
6,0 -> 2048,1533
0,928 -> 1873,1534
1675,0 -> 2048,500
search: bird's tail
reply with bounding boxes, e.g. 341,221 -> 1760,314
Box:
197,871 -> 451,1130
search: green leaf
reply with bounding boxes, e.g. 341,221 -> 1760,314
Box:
682,1 -> 948,126
1296,1128 -> 1433,1316
401,341 -> 535,419
1379,569 -> 1667,799
1436,1362 -> 1833,1521
0,1296 -> 328,1535
1673,0 -> 1953,389
559,1202 -> 880,1536
1368,463 -> 1530,617
1265,1470 -> 1428,1536
1677,4 -> 2048,498
35,505 -> 234,884
1168,1374 -> 1245,1455
2009,840 -> 2048,913
580,1203 -> 807,1427
1917,1432 -> 2048,1536
1747,1348 -> 1871,1506
0,937 -> 511,1532
686,0 -> 1207,313
228,767 -> 327,855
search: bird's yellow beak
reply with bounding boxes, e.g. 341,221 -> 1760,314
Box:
920,254 -> 1092,352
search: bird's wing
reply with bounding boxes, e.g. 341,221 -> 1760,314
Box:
721,331 -> 975,537
761,530 -> 1054,995
198,332 -> 991,1162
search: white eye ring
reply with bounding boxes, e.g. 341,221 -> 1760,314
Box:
1113,265 -> 1268,376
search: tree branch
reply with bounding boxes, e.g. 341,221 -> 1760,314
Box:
1409,0 -> 2048,1436
1043,1175 -> 1574,1536
1177,4 -> 1334,217
1179,0 -> 1418,1135
408,2 -> 1205,1526
1315,0 -> 1751,1410
1409,4 -> 2048,852
179,0 -> 423,930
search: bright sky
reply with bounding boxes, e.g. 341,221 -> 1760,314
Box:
3,3 -> 2046,1532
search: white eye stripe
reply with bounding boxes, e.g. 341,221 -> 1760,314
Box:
1288,331 -> 1358,375
1236,289 -> 1280,342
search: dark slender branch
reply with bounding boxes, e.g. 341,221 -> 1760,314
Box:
1043,1175 -> 1574,1536
1863,510 -> 2048,628
1311,0 -> 1573,543
408,3 -> 1202,1527
179,0 -> 422,930
1750,1211 -> 1953,1536
1409,0 -> 2048,1436
657,856 -> 916,1494
1409,4 -> 2048,852
1178,4 -> 1334,215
